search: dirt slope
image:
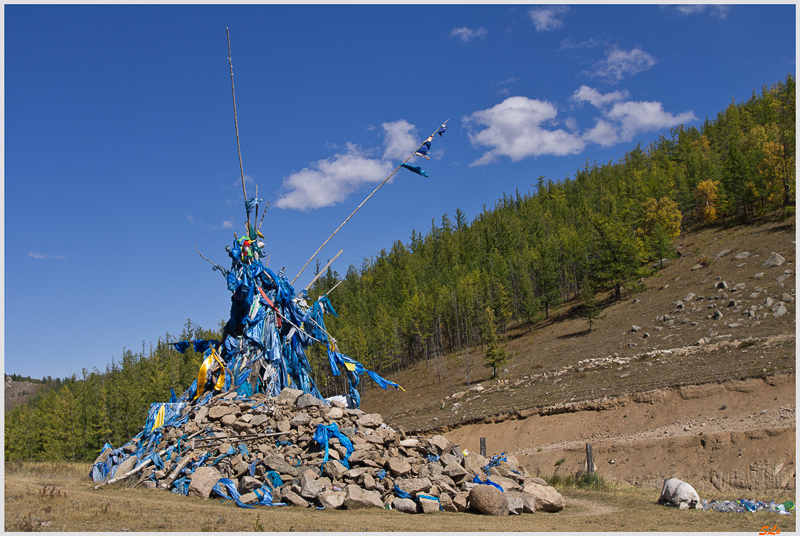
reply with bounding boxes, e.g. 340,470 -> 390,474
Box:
446,373 -> 795,492
4,378 -> 45,411
361,215 -> 796,493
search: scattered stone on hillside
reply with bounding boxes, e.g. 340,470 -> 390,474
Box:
715,281 -> 728,290
715,249 -> 731,259
776,273 -> 792,283
771,303 -> 788,318
691,264 -> 703,271
683,292 -> 696,302
763,253 -> 786,268
735,252 -> 751,259
711,309 -> 724,321
765,297 -> 774,308
754,272 -> 764,279
781,293 -> 794,303
631,325 -> 642,332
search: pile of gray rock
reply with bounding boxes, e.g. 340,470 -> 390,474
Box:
98,387 -> 564,516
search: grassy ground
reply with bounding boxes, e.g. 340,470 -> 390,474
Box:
5,462 -> 795,532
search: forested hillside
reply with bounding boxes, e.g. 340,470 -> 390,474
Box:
5,75 -> 794,463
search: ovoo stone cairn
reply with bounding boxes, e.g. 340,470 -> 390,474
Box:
93,387 -> 565,515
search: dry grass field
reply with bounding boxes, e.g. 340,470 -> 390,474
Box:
4,462 -> 795,532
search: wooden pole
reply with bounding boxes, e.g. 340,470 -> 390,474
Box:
291,119 -> 449,285
480,437 -> 487,458
585,442 -> 594,476
226,27 -> 249,229
304,249 -> 344,292
93,429 -> 204,489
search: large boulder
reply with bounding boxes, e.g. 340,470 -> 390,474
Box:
114,455 -> 139,478
188,466 -> 223,499
392,497 -> 417,514
468,484 -> 508,516
318,490 -> 346,509
522,481 -> 565,512
355,413 -> 384,428
418,496 -> 440,513
658,478 -> 701,509
394,477 -> 432,496
387,456 -> 412,477
281,489 -> 309,507
238,476 -> 263,494
344,484 -> 383,509
505,490 -> 536,513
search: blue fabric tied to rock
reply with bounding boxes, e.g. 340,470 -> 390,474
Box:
212,478 -> 254,509
416,494 -> 442,510
473,474 -> 504,492
265,470 -> 283,489
483,452 -> 507,475
394,484 -> 412,499
253,486 -> 280,506
313,422 -> 354,469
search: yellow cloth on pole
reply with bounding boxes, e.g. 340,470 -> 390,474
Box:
153,404 -> 166,429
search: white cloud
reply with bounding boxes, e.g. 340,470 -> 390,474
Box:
465,90 -> 697,161
450,26 -> 488,43
463,96 -> 585,165
575,87 -> 697,146
29,251 -> 65,260
222,220 -> 235,230
381,120 -> 418,161
593,46 -> 657,81
275,119 -> 445,210
604,100 -> 696,142
570,85 -> 629,108
582,119 -> 622,147
494,77 -> 519,97
275,144 -> 394,211
675,5 -> 730,19
528,6 -> 569,31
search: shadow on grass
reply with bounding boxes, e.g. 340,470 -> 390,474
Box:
557,328 -> 592,340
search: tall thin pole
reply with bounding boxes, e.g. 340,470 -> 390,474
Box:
227,28 -> 249,229
291,119 -> 449,285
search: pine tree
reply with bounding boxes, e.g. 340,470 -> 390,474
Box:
479,306 -> 508,378
579,286 -> 605,331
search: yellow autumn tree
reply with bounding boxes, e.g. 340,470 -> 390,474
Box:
638,197 -> 682,240
695,179 -> 720,223
760,139 -> 795,209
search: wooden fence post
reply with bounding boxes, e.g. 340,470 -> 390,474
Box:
480,437 -> 486,458
585,443 -> 594,476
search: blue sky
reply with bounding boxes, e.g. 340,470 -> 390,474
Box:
4,4 -> 796,380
